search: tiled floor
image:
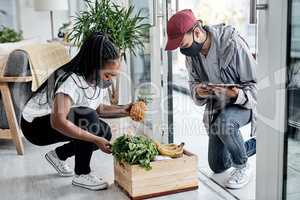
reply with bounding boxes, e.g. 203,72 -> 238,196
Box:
286,139 -> 300,200
0,139 -> 229,200
173,91 -> 256,200
0,90 -> 258,200
0,115 -> 234,200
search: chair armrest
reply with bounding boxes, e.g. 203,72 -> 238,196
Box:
0,76 -> 32,83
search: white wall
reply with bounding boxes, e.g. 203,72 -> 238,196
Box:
16,0 -> 69,41
0,0 -> 18,29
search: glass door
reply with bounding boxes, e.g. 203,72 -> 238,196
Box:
284,0 -> 300,199
255,0 -> 287,199
129,0 -> 169,142
166,0 -> 258,199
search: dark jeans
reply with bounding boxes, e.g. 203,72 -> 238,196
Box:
208,105 -> 256,173
20,107 -> 112,175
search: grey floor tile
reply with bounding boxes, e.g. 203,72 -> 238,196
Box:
1,135 -> 224,200
173,91 -> 256,200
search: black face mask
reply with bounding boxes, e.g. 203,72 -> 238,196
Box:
99,80 -> 113,89
180,29 -> 208,57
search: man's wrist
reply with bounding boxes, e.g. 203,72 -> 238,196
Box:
233,89 -> 247,105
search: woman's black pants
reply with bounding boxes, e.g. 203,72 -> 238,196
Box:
20,107 -> 112,175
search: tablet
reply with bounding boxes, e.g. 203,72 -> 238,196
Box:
207,83 -> 240,88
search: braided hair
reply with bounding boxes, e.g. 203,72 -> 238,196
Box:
32,32 -> 120,105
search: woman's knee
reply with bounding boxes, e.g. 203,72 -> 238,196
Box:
86,118 -> 112,141
69,107 -> 112,141
98,120 -> 112,141
69,107 -> 100,132
69,107 -> 98,126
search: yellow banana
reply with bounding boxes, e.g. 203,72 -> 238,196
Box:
155,142 -> 185,158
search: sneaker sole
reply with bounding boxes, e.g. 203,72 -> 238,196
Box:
45,153 -> 74,177
225,179 -> 251,189
72,181 -> 108,191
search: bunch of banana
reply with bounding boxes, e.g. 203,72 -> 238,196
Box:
155,142 -> 185,158
129,101 -> 147,122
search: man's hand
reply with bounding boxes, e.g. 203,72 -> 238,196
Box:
211,86 -> 239,101
195,84 -> 214,98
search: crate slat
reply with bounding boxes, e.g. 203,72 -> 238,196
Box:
114,149 -> 199,199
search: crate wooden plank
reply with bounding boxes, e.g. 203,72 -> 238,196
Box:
131,155 -> 197,180
132,170 -> 198,188
115,181 -> 199,200
133,180 -> 199,197
132,172 -> 198,196
114,167 -> 132,194
114,149 -> 199,199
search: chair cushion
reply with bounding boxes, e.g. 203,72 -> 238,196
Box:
0,50 -> 32,129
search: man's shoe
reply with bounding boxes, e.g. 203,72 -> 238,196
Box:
225,163 -> 252,189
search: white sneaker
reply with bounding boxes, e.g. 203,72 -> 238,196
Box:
72,173 -> 108,191
225,163 -> 252,189
45,150 -> 73,177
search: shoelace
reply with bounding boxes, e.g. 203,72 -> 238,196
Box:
52,152 -> 71,172
60,163 -> 70,171
55,158 -> 71,172
84,174 -> 101,184
229,168 -> 245,183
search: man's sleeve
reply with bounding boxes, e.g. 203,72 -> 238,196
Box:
185,58 -> 207,106
233,36 -> 257,110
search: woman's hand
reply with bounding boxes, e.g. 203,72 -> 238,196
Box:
123,103 -> 133,116
129,101 -> 147,122
94,137 -> 112,154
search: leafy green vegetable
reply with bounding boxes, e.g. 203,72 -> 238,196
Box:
112,135 -> 158,170
0,26 -> 23,43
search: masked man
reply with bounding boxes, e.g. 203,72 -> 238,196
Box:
165,9 -> 257,189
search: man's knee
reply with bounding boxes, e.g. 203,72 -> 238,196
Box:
211,115 -> 240,136
210,110 -> 240,135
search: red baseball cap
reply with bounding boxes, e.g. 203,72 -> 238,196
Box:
165,9 -> 198,51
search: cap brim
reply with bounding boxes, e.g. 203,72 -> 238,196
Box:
165,35 -> 184,51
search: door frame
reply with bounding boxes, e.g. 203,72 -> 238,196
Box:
256,0 -> 288,199
127,0 -> 170,143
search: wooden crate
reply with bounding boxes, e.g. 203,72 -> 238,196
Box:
114,150 -> 198,200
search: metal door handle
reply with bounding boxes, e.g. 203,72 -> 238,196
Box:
250,0 -> 268,24
256,4 -> 268,10
152,0 -> 157,26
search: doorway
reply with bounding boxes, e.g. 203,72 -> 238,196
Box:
128,0 -> 294,199
165,0 -> 257,199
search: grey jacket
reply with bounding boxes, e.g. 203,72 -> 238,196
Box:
185,24 -> 257,136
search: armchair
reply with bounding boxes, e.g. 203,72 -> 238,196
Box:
0,50 -> 32,155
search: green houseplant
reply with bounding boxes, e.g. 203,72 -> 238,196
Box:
68,0 -> 150,57
0,26 -> 23,43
